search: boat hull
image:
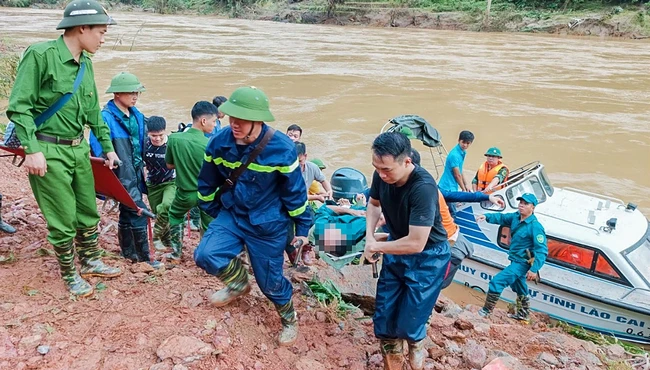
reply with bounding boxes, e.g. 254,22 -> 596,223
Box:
453,257 -> 650,344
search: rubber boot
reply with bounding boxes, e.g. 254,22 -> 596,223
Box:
380,339 -> 405,370
408,340 -> 426,370
210,258 -> 251,307
275,300 -> 298,347
162,223 -> 183,263
0,194 -> 16,234
161,224 -> 172,250
52,241 -> 93,297
132,227 -> 163,270
118,223 -> 138,262
76,226 -> 122,279
508,295 -> 531,323
152,219 -> 169,251
189,207 -> 200,231
478,292 -> 500,317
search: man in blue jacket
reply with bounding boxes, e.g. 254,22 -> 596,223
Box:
194,86 -> 310,347
90,72 -> 161,269
476,193 -> 547,322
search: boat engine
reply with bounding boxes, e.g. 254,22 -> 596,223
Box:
330,167 -> 368,202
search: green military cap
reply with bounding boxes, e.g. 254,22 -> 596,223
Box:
484,147 -> 502,158
398,126 -> 416,139
106,72 -> 145,94
219,86 -> 275,122
57,0 -> 117,30
310,158 -> 326,170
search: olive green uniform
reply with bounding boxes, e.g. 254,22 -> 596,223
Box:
147,180 -> 176,246
164,128 -> 212,259
6,35 -> 120,295
8,36 -> 113,244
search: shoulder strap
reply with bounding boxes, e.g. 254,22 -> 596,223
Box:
215,127 -> 276,200
34,61 -> 86,127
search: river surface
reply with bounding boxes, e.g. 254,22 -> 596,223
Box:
2,8 -> 650,306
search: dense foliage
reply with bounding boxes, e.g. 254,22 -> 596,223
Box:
0,0 -> 648,19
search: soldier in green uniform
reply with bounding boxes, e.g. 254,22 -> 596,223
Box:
6,0 -> 122,297
163,101 -> 217,263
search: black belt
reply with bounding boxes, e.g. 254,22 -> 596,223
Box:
36,133 -> 84,146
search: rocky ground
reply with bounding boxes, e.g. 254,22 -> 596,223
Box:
0,157 -> 647,370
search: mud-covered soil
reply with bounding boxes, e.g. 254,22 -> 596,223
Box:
0,157 -> 642,369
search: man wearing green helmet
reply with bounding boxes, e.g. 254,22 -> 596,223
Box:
472,147 -> 509,193
6,0 -> 121,296
194,86 -> 310,347
89,72 -> 163,270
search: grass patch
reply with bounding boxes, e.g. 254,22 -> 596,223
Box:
557,321 -> 648,355
305,278 -> 358,318
0,252 -> 16,265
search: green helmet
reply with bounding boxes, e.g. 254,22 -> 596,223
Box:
57,0 -> 117,30
105,72 -> 145,94
310,158 -> 326,170
398,126 -> 416,139
219,86 -> 275,122
485,147 -> 502,157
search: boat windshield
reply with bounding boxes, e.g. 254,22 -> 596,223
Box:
626,236 -> 650,287
539,168 -> 554,196
505,175 -> 547,208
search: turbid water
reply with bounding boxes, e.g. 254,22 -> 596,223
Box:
2,7 -> 649,307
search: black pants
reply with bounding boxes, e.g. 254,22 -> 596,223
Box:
441,256 -> 463,290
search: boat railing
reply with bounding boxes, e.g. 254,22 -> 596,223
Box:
563,187 -> 625,206
535,211 -> 601,235
620,287 -> 650,301
495,161 -> 541,190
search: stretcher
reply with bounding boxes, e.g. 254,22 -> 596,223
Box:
0,144 -> 154,218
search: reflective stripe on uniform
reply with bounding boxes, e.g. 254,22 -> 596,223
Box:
198,187 -> 219,202
207,155 -> 299,174
288,201 -> 308,217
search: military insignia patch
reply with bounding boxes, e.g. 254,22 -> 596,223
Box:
536,234 -> 545,243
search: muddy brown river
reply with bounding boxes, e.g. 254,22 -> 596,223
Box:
2,8 -> 649,306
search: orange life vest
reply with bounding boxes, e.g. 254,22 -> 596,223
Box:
476,162 -> 508,192
438,191 -> 458,239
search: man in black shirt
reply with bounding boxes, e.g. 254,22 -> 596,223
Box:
364,132 -> 450,370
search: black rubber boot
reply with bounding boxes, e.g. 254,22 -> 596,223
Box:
132,226 -> 163,270
118,224 -> 138,262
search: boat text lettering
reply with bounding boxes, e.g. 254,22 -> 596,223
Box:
460,265 -> 476,275
616,316 -> 645,328
541,293 -> 577,310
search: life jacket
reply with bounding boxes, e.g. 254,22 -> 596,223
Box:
476,162 -> 508,192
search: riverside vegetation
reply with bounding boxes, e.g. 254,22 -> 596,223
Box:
2,0 -> 650,36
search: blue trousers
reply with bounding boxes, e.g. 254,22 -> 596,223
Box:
194,209 -> 293,305
488,261 -> 529,296
118,204 -> 148,229
373,240 -> 450,342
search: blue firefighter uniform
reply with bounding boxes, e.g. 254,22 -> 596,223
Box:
194,123 -> 310,305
